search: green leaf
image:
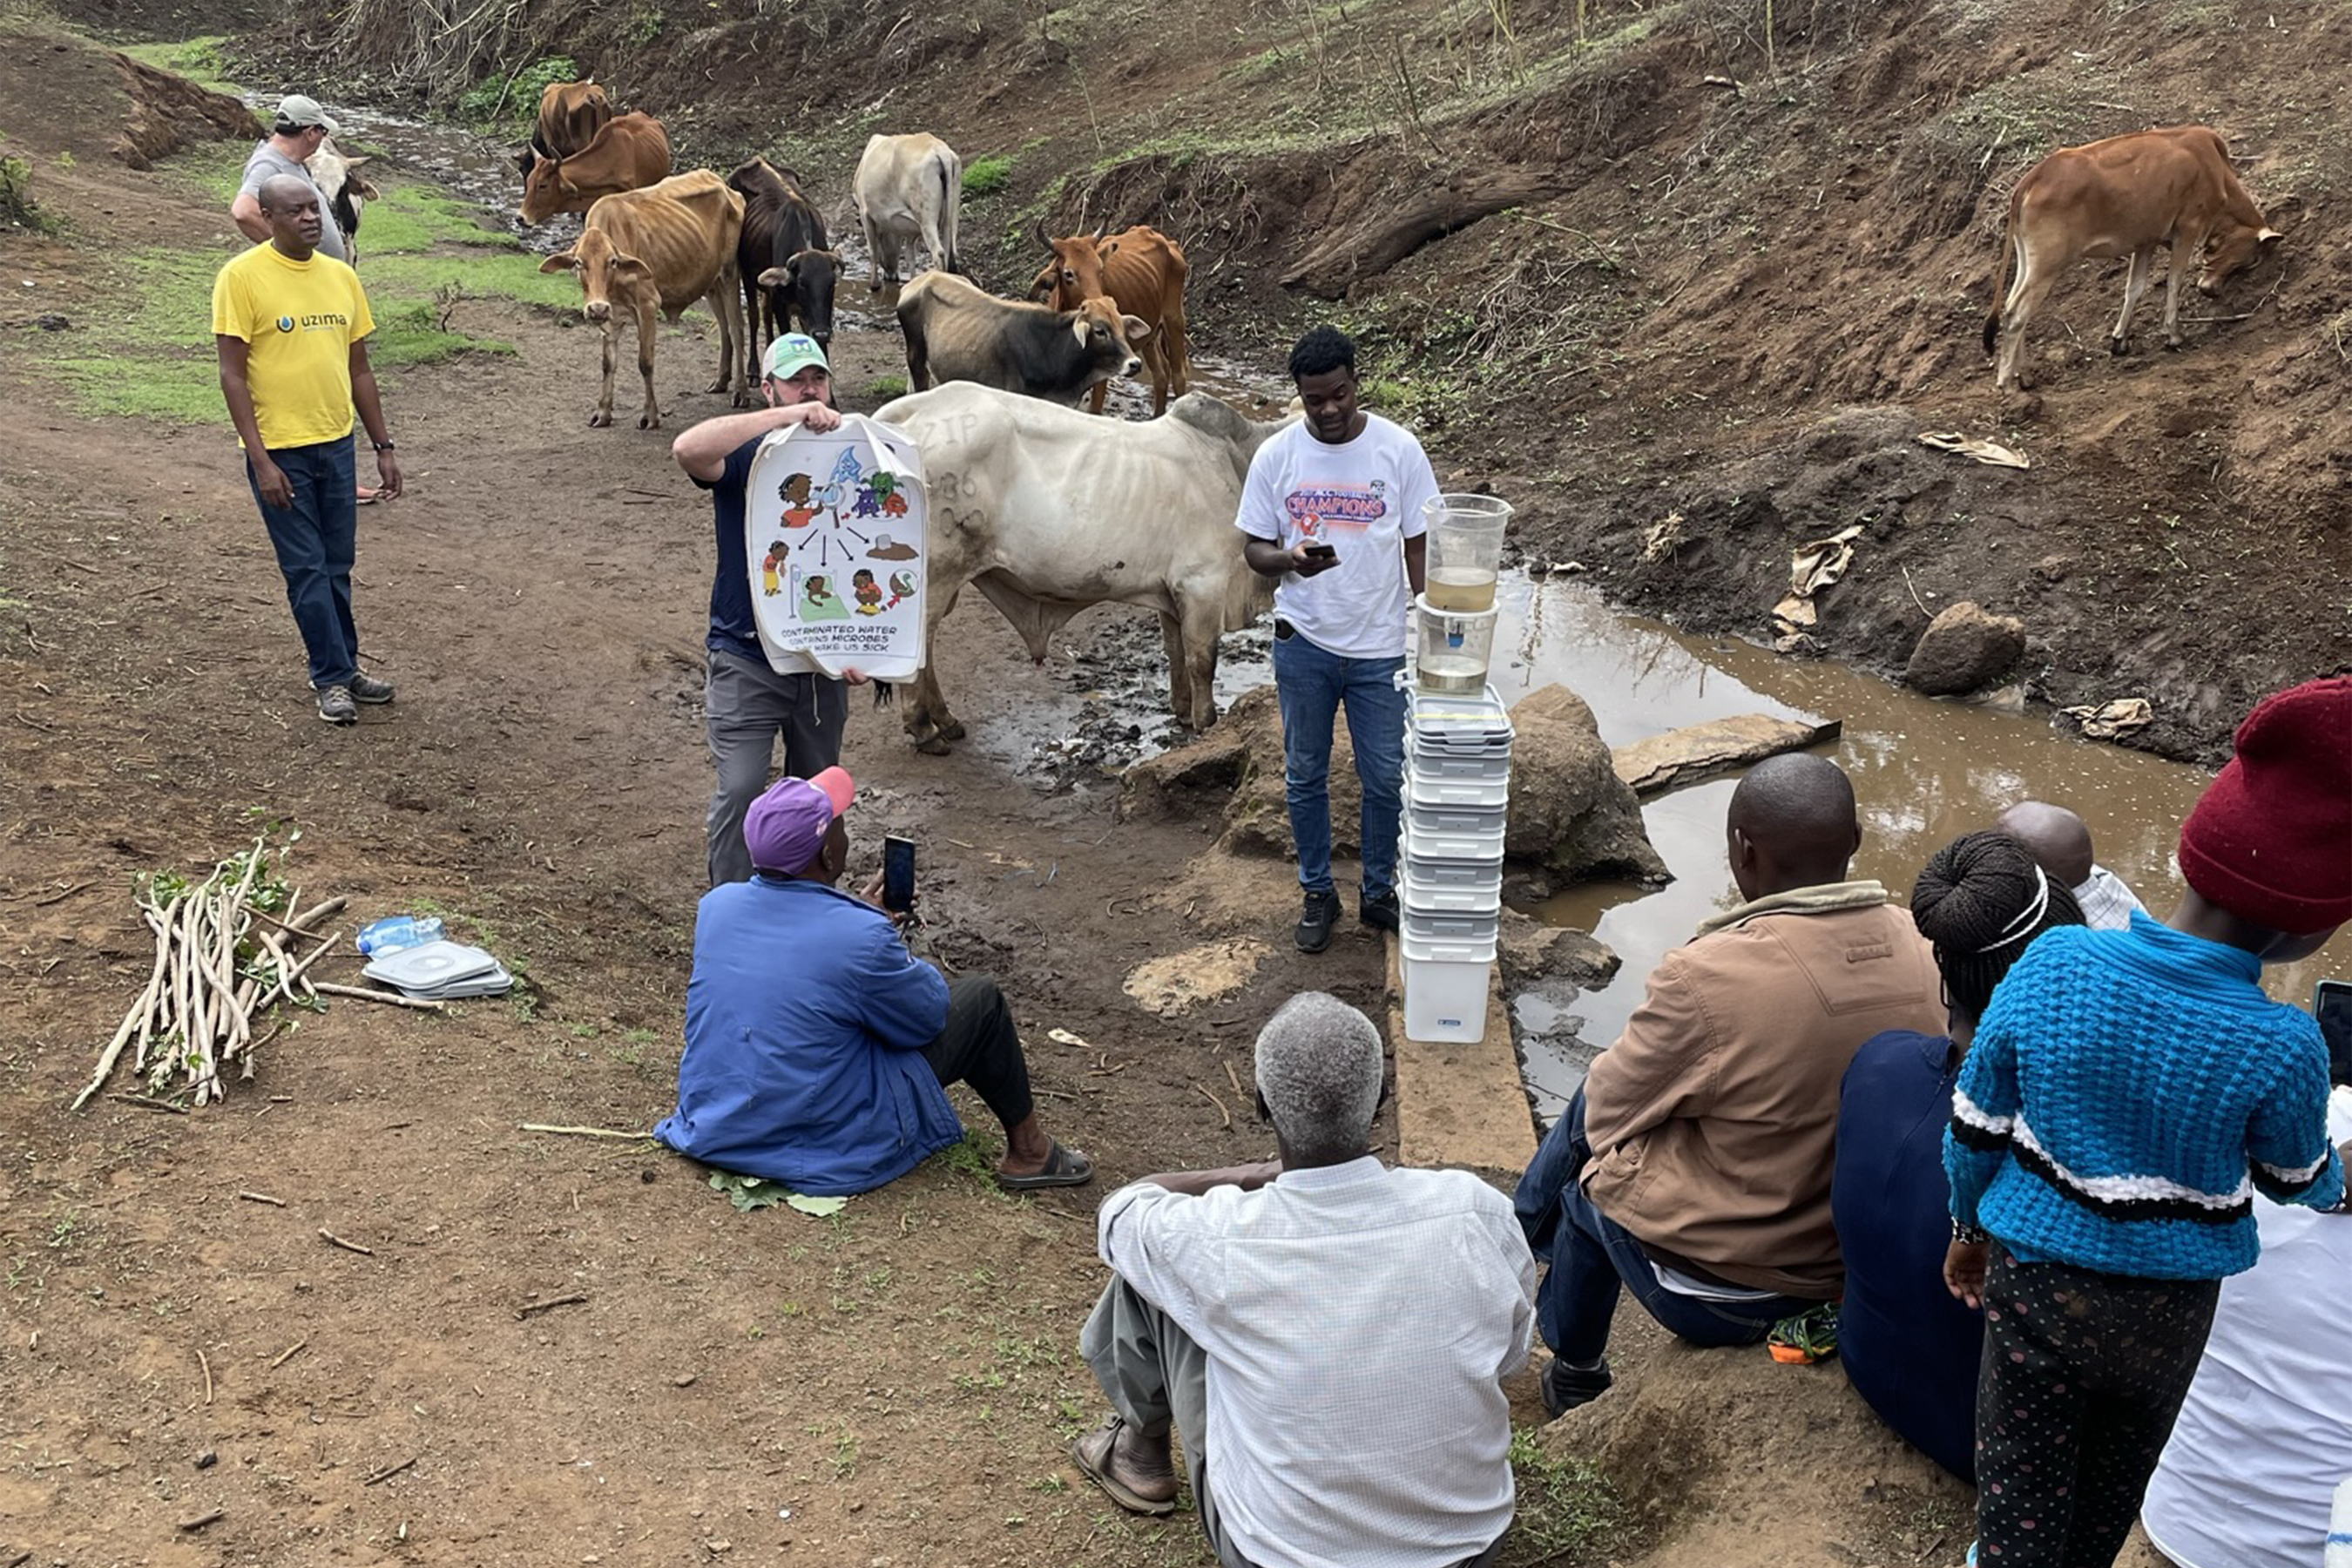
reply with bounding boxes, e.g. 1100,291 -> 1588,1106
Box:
784,1193 -> 848,1218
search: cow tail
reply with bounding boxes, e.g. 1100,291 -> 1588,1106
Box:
871,679 -> 896,709
1984,209 -> 2013,355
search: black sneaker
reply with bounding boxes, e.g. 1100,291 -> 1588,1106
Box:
316,685 -> 358,726
1360,888 -> 1401,932
1294,889 -> 1342,953
348,671 -> 395,704
1541,1356 -> 1612,1417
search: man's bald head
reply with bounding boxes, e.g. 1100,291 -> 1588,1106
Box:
255,173 -> 323,259
1726,753 -> 1862,898
1996,801 -> 2095,889
258,173 -> 315,213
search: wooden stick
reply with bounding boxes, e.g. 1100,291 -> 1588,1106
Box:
32,880 -> 91,907
73,921 -> 172,1110
362,1454 -> 418,1486
268,1338 -> 308,1369
239,1190 -> 287,1206
1197,1083 -> 1233,1130
177,1507 -> 226,1531
514,1293 -> 589,1319
198,1347 -> 213,1405
271,931 -> 343,1002
108,1093 -> 187,1114
318,1228 -> 375,1256
311,982 -> 445,1011
518,1123 -> 649,1140
284,894 -> 349,932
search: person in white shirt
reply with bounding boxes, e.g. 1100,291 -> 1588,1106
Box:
1995,800 -> 2148,930
1072,992 -> 1535,1568
2139,1084 -> 2352,1568
1236,327 -> 1440,953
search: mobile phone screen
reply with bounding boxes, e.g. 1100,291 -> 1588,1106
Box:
2315,979 -> 2352,1088
882,835 -> 916,914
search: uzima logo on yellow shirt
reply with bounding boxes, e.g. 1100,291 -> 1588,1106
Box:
275,315 -> 294,333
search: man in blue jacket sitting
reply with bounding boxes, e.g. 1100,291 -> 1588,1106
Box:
655,767 -> 1093,1196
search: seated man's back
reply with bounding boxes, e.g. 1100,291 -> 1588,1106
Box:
1103,1159 -> 1531,1561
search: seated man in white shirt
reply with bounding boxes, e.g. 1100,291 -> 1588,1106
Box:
1994,800 -> 2147,930
1072,992 -> 1536,1568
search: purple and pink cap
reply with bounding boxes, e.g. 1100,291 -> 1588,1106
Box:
745,767 -> 855,874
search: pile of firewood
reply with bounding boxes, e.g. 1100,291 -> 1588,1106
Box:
73,838 -> 346,1111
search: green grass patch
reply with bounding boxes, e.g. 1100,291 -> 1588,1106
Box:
868,374 -> 909,398
147,142 -> 248,207
356,185 -> 521,257
363,250 -> 582,314
114,35 -> 240,93
371,300 -> 514,367
961,154 -> 1015,198
1506,1428 -> 1636,1564
456,56 -> 579,126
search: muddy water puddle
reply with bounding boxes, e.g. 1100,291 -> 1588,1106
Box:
1484,572 -> 2349,1119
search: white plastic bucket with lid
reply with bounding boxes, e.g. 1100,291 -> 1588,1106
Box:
1403,798 -> 1506,861
1402,862 -> 1504,914
1401,929 -> 1496,1043
1405,757 -> 1511,808
1405,906 -> 1501,945
1423,494 -> 1513,614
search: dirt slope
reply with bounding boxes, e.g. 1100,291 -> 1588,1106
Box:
220,0 -> 2351,760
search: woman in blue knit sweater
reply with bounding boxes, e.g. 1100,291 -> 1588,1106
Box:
1943,675 -> 2352,1568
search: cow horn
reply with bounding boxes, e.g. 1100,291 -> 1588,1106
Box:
1032,218 -> 1051,249
1090,220 -> 1108,243
2256,226 -> 2282,241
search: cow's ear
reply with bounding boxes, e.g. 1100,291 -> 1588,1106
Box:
610,254 -> 653,284
356,179 -> 382,201
1122,314 -> 1153,343
757,266 -> 790,287
538,251 -> 578,274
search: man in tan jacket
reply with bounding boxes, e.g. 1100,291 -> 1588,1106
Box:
1512,754 -> 1943,1415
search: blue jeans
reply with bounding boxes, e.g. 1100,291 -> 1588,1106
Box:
1271,627 -> 1406,898
248,438 -> 361,690
1515,1089 -> 1819,1364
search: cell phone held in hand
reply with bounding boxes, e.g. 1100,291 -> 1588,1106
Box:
882,835 -> 917,915
1303,542 -> 1337,559
2315,978 -> 2352,1089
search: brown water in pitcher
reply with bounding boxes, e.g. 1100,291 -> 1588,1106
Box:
1425,568 -> 1498,612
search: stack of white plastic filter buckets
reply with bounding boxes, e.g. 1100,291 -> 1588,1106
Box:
1400,494 -> 1514,1043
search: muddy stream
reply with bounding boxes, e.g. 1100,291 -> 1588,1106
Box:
322,100 -> 2348,1122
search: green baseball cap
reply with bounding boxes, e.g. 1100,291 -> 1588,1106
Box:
762,333 -> 830,382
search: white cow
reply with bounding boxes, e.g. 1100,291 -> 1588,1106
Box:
307,137 -> 378,262
873,382 -> 1289,754
853,132 -> 962,291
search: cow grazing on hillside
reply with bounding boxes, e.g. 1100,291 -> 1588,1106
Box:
519,111 -> 672,225
1030,223 -> 1193,416
852,132 -> 962,290
307,137 -> 378,263
874,382 -> 1288,753
725,157 -> 838,357
897,270 -> 1149,408
1985,125 -> 2281,390
537,169 -> 747,429
515,79 -> 612,180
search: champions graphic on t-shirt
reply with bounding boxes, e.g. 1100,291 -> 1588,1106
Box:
1284,479 -> 1389,537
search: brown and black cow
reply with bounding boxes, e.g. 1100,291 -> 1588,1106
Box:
725,157 -> 839,360
896,270 -> 1148,408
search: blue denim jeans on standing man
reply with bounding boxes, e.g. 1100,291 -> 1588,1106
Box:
1514,1086 -> 1820,1364
247,436 -> 361,690
1271,626 -> 1407,899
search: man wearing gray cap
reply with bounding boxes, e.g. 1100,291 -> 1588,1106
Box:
231,95 -> 348,265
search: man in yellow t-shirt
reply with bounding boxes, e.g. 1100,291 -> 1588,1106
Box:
213,173 -> 403,727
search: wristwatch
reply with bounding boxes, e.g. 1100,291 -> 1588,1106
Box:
1950,1219 -> 1990,1244
372,440 -> 397,451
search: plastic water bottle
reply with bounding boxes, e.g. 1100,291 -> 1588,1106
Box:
2327,1477 -> 2352,1568
356,916 -> 444,956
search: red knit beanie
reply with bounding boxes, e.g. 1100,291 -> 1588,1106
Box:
2177,675 -> 2352,934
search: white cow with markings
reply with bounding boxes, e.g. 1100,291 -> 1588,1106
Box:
874,382 -> 1288,754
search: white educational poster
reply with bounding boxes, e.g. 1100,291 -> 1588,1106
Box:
743,415 -> 927,681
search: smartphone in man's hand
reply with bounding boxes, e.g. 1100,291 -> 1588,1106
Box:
882,835 -> 917,915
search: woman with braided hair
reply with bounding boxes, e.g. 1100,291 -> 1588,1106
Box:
1833,830 -> 2084,1482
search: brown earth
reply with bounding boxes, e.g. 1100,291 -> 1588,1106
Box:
0,1 -> 2294,1561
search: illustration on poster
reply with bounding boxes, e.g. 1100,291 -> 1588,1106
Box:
745,416 -> 927,681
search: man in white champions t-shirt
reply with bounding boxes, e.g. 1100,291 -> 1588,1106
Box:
1236,327 -> 1438,953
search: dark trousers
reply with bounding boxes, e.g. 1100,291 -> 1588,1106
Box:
921,975 -> 1033,1131
1973,1249 -> 2220,1567
705,649 -> 851,886
248,437 -> 361,689
1515,1087 -> 1817,1363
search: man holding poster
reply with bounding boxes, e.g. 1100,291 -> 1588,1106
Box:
672,334 -> 868,886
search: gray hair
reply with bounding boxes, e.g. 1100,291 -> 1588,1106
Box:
1254,992 -> 1383,1161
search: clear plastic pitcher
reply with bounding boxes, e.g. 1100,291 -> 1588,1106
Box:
1423,494 -> 1512,612
1416,595 -> 1500,693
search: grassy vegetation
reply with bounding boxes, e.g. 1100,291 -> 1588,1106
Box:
962,153 -> 1016,198
868,374 -> 909,398
24,145 -> 558,425
114,35 -> 238,93
1504,1427 -> 1638,1565
456,56 -> 580,125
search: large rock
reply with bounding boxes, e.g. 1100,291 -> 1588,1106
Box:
1498,909 -> 1620,989
1507,686 -> 1667,882
1903,601 -> 2025,696
1122,681 -> 1667,886
1612,713 -> 1843,797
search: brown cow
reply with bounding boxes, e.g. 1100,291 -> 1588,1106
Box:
1028,223 -> 1193,416
537,170 -> 747,429
519,111 -> 671,225
514,80 -> 611,179
1985,125 -> 2281,390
